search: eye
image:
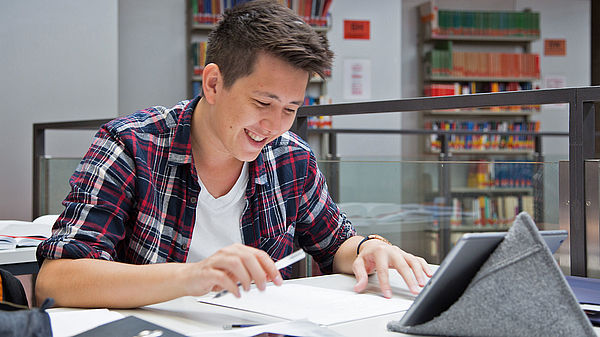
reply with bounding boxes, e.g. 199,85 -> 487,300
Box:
255,99 -> 270,107
284,108 -> 297,115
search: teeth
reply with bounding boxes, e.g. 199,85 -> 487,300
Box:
246,129 -> 266,142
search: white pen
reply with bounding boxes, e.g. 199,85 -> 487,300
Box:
213,249 -> 306,298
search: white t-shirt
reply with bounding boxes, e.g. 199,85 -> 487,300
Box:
186,162 -> 248,263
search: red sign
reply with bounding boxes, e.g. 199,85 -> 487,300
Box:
344,20 -> 370,40
544,39 -> 566,56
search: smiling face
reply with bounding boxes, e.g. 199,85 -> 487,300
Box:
196,52 -> 309,164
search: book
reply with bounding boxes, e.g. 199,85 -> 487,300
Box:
0,235 -> 45,250
0,217 -> 56,250
73,315 -> 185,337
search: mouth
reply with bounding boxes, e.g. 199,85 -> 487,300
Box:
245,129 -> 268,143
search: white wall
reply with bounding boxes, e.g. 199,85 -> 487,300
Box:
118,0 -> 187,115
0,1 -> 119,221
518,0 -> 590,156
327,0 -> 403,158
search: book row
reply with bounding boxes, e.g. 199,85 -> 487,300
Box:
191,42 -> 208,76
425,120 -> 540,152
466,161 -> 536,189
450,195 -> 535,227
420,1 -> 540,38
426,50 -> 540,79
191,0 -> 332,27
305,95 -> 332,129
425,81 -> 535,96
424,82 -> 540,112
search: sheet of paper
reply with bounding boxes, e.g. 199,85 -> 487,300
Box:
198,283 -> 412,325
189,320 -> 344,337
0,220 -> 53,237
49,308 -> 124,337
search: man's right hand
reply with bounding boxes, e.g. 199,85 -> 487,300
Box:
182,243 -> 283,298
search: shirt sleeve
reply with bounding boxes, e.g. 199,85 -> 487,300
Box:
36,125 -> 137,263
295,149 -> 356,273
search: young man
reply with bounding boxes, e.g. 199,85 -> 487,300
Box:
36,0 -> 431,308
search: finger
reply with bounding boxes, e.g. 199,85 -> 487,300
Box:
421,257 -> 434,277
210,269 -> 241,298
390,253 -> 419,294
352,257 -> 369,293
221,254 -> 252,292
243,250 -> 272,291
374,251 -> 392,298
403,253 -> 427,287
259,252 -> 283,286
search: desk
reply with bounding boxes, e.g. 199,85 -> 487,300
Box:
48,273 -> 600,337
0,247 -> 39,275
49,274 -> 411,337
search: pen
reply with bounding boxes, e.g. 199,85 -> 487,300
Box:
223,323 -> 260,330
213,249 -> 306,298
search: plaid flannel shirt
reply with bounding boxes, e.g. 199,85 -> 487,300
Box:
36,96 -> 355,277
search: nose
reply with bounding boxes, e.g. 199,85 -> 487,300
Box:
259,106 -> 281,134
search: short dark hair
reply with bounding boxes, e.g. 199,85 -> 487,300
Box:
206,0 -> 334,88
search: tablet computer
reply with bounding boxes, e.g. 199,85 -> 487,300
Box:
398,229 -> 568,327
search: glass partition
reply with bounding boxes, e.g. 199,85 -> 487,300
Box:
38,157 -> 81,216
319,157 -> 565,268
37,154 -> 570,273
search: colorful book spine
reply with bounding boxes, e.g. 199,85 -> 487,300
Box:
191,0 -> 332,27
428,50 -> 539,80
425,120 -> 540,152
191,42 -> 208,76
419,1 -> 540,38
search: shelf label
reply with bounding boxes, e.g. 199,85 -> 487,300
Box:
344,20 -> 370,40
544,39 -> 566,56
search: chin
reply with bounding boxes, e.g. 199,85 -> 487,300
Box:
236,151 -> 262,162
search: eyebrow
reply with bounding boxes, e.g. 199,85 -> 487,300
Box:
253,91 -> 303,106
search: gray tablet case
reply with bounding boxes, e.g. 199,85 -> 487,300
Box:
387,212 -> 596,337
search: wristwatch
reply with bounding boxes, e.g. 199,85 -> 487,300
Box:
356,234 -> 391,255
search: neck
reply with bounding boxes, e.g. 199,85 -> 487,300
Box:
191,98 -> 244,197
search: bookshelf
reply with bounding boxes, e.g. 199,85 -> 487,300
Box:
416,1 -> 543,238
186,0 -> 333,107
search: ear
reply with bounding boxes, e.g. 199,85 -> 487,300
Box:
202,63 -> 221,104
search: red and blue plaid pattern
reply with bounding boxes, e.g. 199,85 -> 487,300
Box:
37,96 -> 355,277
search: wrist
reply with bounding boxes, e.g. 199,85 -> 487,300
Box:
356,234 -> 391,256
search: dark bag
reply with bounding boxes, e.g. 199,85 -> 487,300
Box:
0,268 -> 28,306
0,269 -> 53,337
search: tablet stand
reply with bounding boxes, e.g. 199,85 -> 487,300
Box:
388,212 -> 595,336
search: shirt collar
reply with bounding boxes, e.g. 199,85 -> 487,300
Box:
167,95 -> 200,166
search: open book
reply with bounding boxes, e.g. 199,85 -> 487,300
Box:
0,215 -> 58,250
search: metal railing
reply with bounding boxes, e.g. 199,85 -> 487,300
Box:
292,86 -> 600,277
32,87 -> 600,277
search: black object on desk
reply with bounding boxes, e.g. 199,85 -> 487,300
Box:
566,275 -> 600,326
73,315 -> 185,337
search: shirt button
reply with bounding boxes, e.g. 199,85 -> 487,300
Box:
180,242 -> 188,250
189,196 -> 197,204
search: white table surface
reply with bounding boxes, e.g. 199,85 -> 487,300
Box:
48,273 -> 600,337
0,246 -> 37,265
48,274 -> 414,337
